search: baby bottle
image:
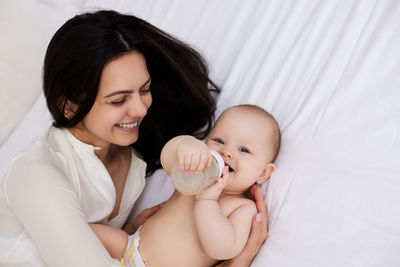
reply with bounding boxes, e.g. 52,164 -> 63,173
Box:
170,150 -> 225,195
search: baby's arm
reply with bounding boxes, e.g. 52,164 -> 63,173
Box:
162,135 -> 257,259
194,171 -> 257,260
195,200 -> 256,260
89,224 -> 128,260
160,135 -> 212,175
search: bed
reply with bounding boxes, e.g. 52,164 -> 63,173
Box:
1,1 -> 400,266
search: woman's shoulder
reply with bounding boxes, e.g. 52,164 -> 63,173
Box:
10,127 -> 67,166
3,127 -> 72,189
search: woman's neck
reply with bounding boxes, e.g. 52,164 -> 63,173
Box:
67,127 -> 113,164
94,145 -> 113,163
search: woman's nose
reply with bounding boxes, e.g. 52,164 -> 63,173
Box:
127,95 -> 148,118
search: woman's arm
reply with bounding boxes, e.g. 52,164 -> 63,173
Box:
4,162 -> 121,267
89,224 -> 128,260
91,201 -> 166,260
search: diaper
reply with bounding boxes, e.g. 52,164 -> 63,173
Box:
120,226 -> 146,267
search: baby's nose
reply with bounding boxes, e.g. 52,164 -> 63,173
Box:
220,148 -> 233,159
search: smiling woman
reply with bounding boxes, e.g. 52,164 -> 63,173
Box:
69,51 -> 152,149
0,10 -> 221,267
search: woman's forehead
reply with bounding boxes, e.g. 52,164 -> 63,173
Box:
98,51 -> 149,96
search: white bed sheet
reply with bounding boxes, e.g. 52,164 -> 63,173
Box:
1,1 -> 400,266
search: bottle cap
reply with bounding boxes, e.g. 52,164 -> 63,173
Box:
209,150 -> 224,178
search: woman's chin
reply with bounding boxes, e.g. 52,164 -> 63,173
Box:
117,136 -> 138,146
113,126 -> 140,145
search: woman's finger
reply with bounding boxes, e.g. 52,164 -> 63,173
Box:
140,205 -> 161,219
250,211 -> 268,246
251,186 -> 268,215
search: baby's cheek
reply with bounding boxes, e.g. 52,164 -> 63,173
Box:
205,141 -> 216,150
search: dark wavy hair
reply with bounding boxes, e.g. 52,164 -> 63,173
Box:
43,10 -> 220,175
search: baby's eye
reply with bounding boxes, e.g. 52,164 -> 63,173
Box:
239,147 -> 250,153
111,98 -> 127,106
214,138 -> 224,144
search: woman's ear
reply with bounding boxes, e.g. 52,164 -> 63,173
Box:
256,163 -> 275,184
59,97 -> 78,119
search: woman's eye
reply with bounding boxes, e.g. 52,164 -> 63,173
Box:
239,147 -> 249,153
111,98 -> 126,105
140,88 -> 151,95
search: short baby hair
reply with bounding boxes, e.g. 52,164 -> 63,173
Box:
221,104 -> 281,162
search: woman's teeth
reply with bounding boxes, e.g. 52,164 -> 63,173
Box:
116,122 -> 137,128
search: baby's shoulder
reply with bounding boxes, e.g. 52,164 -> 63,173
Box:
218,194 -> 256,217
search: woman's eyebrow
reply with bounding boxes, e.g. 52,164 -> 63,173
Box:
103,76 -> 151,98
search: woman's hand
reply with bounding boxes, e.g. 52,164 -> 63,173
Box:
216,185 -> 268,267
123,202 -> 164,235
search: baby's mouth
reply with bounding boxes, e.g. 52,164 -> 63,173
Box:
224,162 -> 234,172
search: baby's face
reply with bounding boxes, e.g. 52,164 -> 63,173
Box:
206,108 -> 274,193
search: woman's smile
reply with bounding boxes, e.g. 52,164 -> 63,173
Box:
114,121 -> 140,133
115,121 -> 138,128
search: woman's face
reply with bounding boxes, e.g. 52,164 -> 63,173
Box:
72,51 -> 152,148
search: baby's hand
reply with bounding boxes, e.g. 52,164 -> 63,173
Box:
196,166 -> 229,201
177,136 -> 212,173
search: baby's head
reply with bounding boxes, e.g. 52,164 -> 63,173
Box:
206,104 -> 280,194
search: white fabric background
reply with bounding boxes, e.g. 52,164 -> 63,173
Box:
1,1 -> 400,266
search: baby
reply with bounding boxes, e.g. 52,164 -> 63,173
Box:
91,104 -> 280,266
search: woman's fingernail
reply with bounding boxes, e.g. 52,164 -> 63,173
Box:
256,213 -> 262,222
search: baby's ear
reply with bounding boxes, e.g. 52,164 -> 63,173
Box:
256,163 -> 275,184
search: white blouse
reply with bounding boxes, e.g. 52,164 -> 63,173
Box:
0,126 -> 146,267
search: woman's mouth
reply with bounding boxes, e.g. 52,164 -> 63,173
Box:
115,122 -> 138,129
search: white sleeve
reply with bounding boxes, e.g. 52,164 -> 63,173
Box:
4,161 -> 121,267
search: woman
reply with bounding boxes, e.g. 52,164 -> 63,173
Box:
0,10 -> 267,266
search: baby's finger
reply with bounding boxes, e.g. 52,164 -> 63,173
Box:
196,153 -> 208,172
221,166 -> 230,179
190,154 -> 200,171
207,177 -> 224,191
178,153 -> 185,170
206,153 -> 213,168
184,155 -> 192,171
216,176 -> 227,189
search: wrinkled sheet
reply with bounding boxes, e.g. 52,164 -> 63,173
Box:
1,1 -> 400,266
